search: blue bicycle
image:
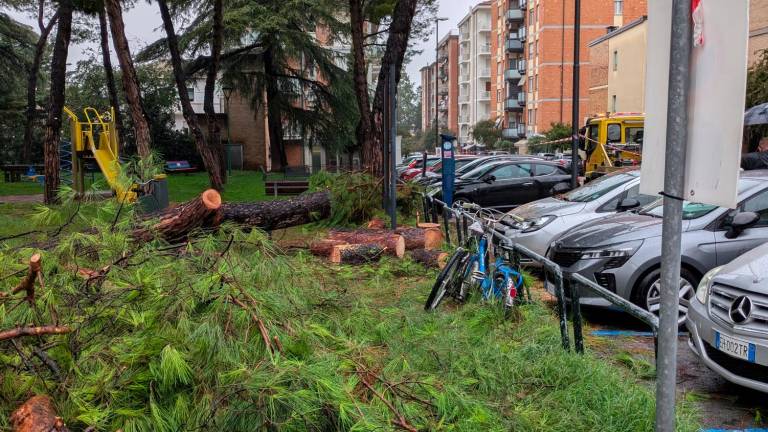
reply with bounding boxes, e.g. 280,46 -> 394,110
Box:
424,203 -> 525,316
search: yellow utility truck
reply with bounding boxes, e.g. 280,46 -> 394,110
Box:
580,113 -> 644,179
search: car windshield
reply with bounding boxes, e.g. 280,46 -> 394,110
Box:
460,161 -> 505,179
456,157 -> 494,174
641,179 -> 761,219
560,172 -> 637,202
433,158 -> 475,174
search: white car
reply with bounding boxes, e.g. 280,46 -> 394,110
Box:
502,169 -> 657,264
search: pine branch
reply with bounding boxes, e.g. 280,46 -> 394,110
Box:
0,325 -> 72,341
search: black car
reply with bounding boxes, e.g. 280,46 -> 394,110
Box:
451,160 -> 572,209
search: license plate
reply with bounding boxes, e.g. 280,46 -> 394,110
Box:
715,331 -> 756,363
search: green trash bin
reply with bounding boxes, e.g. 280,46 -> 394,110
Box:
138,174 -> 169,213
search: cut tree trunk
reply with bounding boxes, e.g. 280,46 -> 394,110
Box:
221,191 -> 331,231
330,244 -> 386,265
133,189 -> 222,242
98,8 -> 126,150
309,239 -> 348,257
10,395 -> 69,432
105,0 -> 152,158
410,249 -> 448,269
42,0 -> 73,205
327,229 -> 405,258
158,0 -> 224,190
395,227 -> 443,250
367,217 -> 386,230
11,254 -> 41,302
203,0 -> 226,184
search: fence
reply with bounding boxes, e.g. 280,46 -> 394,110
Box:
422,194 -> 660,354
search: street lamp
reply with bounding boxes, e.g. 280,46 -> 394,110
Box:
222,86 -> 234,175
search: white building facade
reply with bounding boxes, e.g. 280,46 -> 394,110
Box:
458,2 -> 493,146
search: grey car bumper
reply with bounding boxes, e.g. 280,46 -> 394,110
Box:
686,298 -> 768,393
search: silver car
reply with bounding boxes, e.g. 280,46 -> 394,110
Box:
547,171 -> 768,324
503,170 -> 657,264
687,242 -> 768,393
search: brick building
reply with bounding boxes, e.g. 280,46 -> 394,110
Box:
521,0 -> 646,136
420,63 -> 437,131
438,34 -> 460,135
750,0 -> 768,65
492,0 -> 526,141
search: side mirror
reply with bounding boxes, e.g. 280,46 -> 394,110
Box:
482,175 -> 496,183
725,211 -> 760,239
552,182 -> 572,194
617,198 -> 641,212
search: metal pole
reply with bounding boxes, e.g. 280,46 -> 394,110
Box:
389,64 -> 398,230
442,206 -> 451,246
571,281 -> 584,353
435,19 -> 440,154
553,270 -> 571,351
656,0 -> 692,430
570,0 -> 581,189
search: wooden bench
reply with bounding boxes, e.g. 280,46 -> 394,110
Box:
264,180 -> 310,196
1,165 -> 44,183
165,160 -> 198,174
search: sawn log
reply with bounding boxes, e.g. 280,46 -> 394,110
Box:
10,395 -> 69,432
221,191 -> 331,231
327,229 -> 405,258
330,244 -> 386,265
410,249 -> 449,269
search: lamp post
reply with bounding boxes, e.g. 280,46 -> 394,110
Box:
222,86 -> 234,175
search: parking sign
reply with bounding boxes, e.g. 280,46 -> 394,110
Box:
640,0 -> 750,208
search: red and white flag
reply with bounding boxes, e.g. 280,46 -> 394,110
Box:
692,0 -> 704,46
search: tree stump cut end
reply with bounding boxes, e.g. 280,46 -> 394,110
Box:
201,189 -> 222,210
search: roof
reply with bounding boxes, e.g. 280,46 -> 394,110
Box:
588,16 -> 648,47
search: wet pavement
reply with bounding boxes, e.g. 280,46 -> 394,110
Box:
580,306 -> 768,430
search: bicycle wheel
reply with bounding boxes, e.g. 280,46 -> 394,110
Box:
424,248 -> 468,311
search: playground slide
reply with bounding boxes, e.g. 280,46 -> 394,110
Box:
86,131 -> 136,202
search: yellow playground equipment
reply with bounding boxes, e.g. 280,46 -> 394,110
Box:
580,113 -> 644,179
63,106 -> 136,202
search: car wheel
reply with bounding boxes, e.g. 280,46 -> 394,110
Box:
632,268 -> 697,326
453,196 -> 472,209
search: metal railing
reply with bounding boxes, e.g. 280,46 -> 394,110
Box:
422,194 -> 660,354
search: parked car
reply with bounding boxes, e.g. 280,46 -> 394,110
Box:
399,156 -> 440,180
546,171 -> 768,325
435,160 -> 572,209
502,169 -> 657,265
554,153 -> 585,176
687,241 -> 768,393
414,156 -> 480,184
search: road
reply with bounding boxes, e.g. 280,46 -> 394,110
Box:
581,306 -> 768,431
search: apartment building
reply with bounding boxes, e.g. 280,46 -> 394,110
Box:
750,0 -> 768,65
521,0 -> 646,136
458,2 -> 493,145
420,63 -> 437,131
438,34 -> 460,134
491,0 -> 527,141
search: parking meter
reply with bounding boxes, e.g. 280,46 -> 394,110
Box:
440,134 -> 457,207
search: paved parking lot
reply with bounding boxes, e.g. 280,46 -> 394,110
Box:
581,307 -> 768,431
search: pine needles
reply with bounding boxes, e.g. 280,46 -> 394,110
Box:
0,204 -> 702,431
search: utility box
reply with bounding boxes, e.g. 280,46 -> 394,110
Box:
138,174 -> 169,214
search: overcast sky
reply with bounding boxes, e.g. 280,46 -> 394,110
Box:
5,0 -> 481,88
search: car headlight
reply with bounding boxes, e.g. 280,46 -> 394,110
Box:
695,266 -> 723,304
519,215 -> 557,233
580,240 -> 643,260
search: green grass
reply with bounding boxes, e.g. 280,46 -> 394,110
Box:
0,178 -> 44,196
0,201 -> 701,431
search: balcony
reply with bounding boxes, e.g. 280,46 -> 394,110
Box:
502,124 -> 527,139
519,0 -> 527,9
478,43 -> 491,55
518,27 -> 527,42
517,59 -> 527,74
507,9 -> 524,22
505,68 -> 521,81
478,68 -> 491,78
459,115 -> 470,124
477,22 -> 492,32
518,92 -> 526,106
460,30 -> 470,41
460,73 -> 470,82
460,52 -> 470,62
505,96 -> 523,111
478,91 -> 491,101
459,93 -> 470,103
506,39 -> 524,53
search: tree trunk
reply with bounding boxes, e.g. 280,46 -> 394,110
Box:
221,191 -> 331,231
327,229 -> 405,258
98,8 -> 126,151
105,0 -> 152,158
309,239 -> 349,257
395,227 -> 443,250
132,189 -> 222,242
330,244 -> 386,265
410,249 -> 449,269
263,46 -> 288,170
157,0 -> 225,191
368,0 -> 419,176
42,0 -> 73,205
22,2 -> 58,164
348,0 -> 374,171
10,395 -> 70,432
203,0 -> 226,183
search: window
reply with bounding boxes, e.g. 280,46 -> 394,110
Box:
534,74 -> 539,91
535,164 -> 557,176
743,189 -> 768,227
535,40 -> 539,55
625,185 -> 660,207
535,5 -> 539,23
186,87 -> 195,101
627,127 -> 644,144
613,50 -> 618,71
528,42 -> 534,59
611,95 -> 617,112
492,163 -> 533,179
528,76 -> 534,91
607,123 -> 621,142
528,109 -> 534,124
529,9 -> 534,23
614,0 -> 623,15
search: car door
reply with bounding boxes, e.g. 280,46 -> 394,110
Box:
714,188 -> 768,265
532,163 -> 569,199
481,163 -> 535,208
